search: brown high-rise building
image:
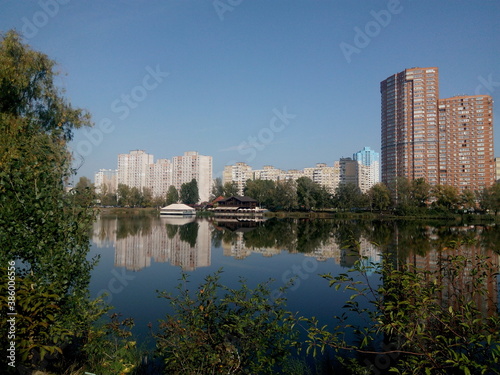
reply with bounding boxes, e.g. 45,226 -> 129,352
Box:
381,67 -> 494,192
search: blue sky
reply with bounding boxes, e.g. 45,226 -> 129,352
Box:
1,0 -> 499,182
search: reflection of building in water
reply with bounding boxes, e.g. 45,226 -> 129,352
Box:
92,216 -> 118,248
216,219 -> 378,264
92,217 -> 211,271
168,220 -> 211,271
403,227 -> 499,317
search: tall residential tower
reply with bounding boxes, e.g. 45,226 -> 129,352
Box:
381,67 -> 494,192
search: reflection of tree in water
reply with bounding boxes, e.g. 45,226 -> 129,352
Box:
243,219 -> 297,250
210,217 -> 500,262
477,224 -> 500,254
295,219 -> 335,253
179,222 -> 199,247
166,224 -> 178,239
116,215 -> 153,239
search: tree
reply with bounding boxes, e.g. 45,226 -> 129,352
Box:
223,181 -> 239,197
210,177 -> 224,200
166,185 -> 179,205
274,180 -> 298,211
296,177 -> 318,211
180,179 -> 199,204
117,183 -> 131,207
478,183 -> 500,215
73,176 -> 96,207
368,183 -> 391,212
432,184 -> 459,211
460,189 -> 476,211
244,179 -> 275,208
333,183 -> 366,211
412,178 -> 431,207
0,30 -> 100,369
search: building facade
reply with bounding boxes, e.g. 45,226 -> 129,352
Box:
381,67 -> 494,192
353,146 -> 380,192
117,150 -> 154,190
147,158 -> 172,198
171,151 -> 213,203
222,162 -> 253,195
94,169 -> 118,194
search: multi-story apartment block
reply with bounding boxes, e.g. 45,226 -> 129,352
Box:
438,95 -> 495,191
171,151 -> 213,203
147,158 -> 172,198
495,157 -> 500,182
94,169 -> 118,194
381,67 -> 440,186
381,67 -> 494,192
302,163 -> 340,193
339,158 -> 359,187
117,150 -> 154,190
108,150 -> 212,203
222,162 -> 253,195
253,165 -> 283,181
353,146 -> 380,193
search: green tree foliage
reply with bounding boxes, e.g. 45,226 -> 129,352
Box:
367,182 -> 391,212
155,270 -> 298,374
460,189 -> 476,211
166,185 -> 179,205
244,179 -> 276,208
180,178 -> 199,204
432,184 -> 460,211
0,30 -> 99,369
72,176 -> 96,207
296,177 -> 331,210
305,244 -> 500,374
333,183 -> 366,211
479,182 -> 500,215
98,183 -> 118,207
223,181 -> 239,197
274,180 -> 298,211
211,177 -> 224,201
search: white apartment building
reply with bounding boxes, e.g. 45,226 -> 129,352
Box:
171,151 -> 213,203
117,150 -> 154,190
94,169 -> 118,194
222,162 -> 253,195
353,146 -> 380,192
224,162 -> 341,194
147,159 -> 172,198
253,165 -> 283,181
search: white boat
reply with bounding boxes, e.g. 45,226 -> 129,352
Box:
160,203 -> 196,216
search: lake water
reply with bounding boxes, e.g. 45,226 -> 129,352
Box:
87,215 -> 500,350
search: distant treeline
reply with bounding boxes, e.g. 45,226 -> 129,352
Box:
77,174 -> 500,215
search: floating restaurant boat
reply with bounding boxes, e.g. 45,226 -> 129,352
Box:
160,203 -> 196,216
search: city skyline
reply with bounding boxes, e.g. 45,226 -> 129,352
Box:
1,2 -> 498,182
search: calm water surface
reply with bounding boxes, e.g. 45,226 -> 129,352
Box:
87,215 -> 500,348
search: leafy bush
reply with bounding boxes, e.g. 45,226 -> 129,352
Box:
154,270 -> 298,374
305,243 -> 500,374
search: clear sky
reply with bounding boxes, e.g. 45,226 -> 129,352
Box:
1,0 -> 499,182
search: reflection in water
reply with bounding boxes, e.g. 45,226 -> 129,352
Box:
92,215 -> 210,271
92,216 -> 499,313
